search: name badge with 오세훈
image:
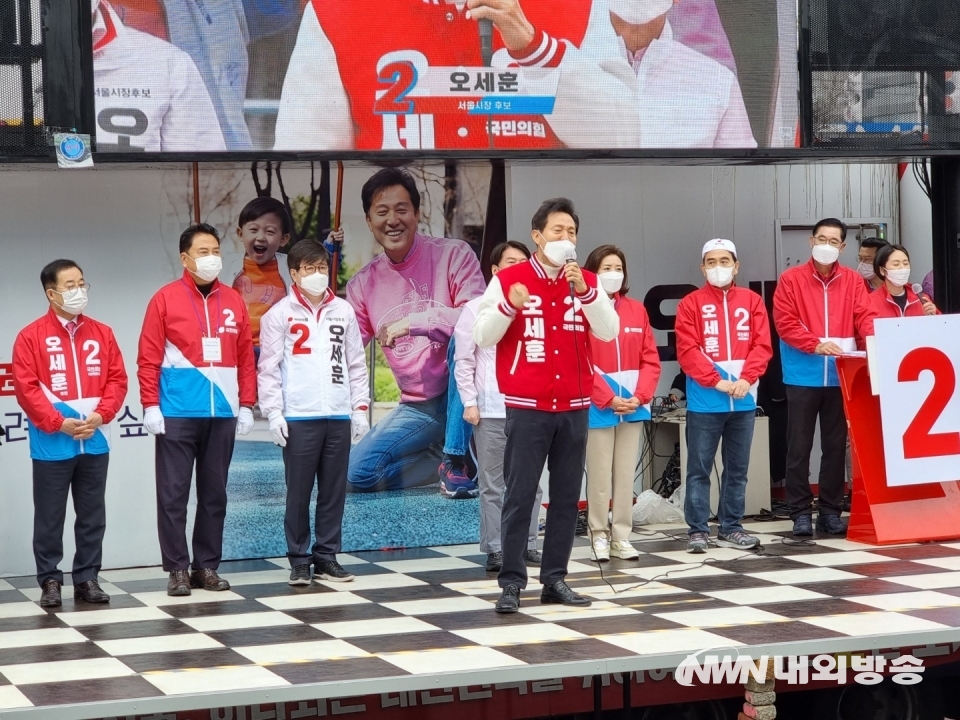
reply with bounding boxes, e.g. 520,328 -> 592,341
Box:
202,337 -> 222,363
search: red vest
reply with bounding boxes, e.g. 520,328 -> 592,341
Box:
494,258 -> 599,412
311,0 -> 591,150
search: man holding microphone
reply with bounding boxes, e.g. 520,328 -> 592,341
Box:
474,198 -> 619,614
13,259 -> 128,607
137,223 -> 257,596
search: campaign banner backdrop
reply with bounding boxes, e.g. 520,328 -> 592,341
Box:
90,0 -> 798,153
0,161 -> 897,579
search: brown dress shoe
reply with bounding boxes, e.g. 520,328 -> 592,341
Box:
40,579 -> 61,608
74,579 -> 110,603
190,568 -> 230,591
167,570 -> 192,597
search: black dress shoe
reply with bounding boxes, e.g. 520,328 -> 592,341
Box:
190,568 -> 230,591
167,570 -> 191,597
525,549 -> 542,566
541,580 -> 591,607
485,552 -> 503,572
495,584 -> 521,614
40,579 -> 61,608
74,579 -> 110,603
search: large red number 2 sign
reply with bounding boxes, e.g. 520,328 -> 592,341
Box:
899,347 -> 960,459
291,324 -> 311,355
373,61 -> 417,115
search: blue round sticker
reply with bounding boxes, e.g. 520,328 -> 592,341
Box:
59,136 -> 86,161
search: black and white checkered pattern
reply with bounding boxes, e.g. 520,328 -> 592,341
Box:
2,520 -> 960,712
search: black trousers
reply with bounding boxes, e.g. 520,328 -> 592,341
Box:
32,452 -> 109,586
156,417 -> 236,571
784,385 -> 847,519
500,407 -> 588,589
283,419 -> 351,566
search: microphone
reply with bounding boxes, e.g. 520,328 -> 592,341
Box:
479,18 -> 494,67
564,248 -> 577,297
912,283 -> 932,305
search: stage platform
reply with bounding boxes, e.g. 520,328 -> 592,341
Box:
3,520 -> 960,720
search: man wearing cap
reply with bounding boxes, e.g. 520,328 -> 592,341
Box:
674,239 -> 772,553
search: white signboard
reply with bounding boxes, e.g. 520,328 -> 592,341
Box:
875,315 -> 960,487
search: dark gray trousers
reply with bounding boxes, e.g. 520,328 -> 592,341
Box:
499,408 -> 588,589
784,385 -> 847,519
156,417 -> 236,571
33,452 -> 109,586
283,419 -> 351,566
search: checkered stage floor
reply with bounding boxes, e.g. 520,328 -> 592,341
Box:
3,520 -> 960,711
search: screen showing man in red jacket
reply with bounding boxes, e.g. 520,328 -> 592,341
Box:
675,239 -> 772,554
773,218 -> 876,538
474,197 -> 619,614
12,259 -> 129,609
137,223 -> 257,598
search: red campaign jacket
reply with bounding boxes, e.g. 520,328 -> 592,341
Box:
869,284 -> 938,319
675,283 -> 772,413
587,295 -> 661,426
13,308 -> 128,460
773,259 -> 876,388
493,258 -> 603,412
310,0 -> 590,150
137,272 -> 256,418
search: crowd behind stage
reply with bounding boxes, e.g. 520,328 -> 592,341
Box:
12,168 -> 938,613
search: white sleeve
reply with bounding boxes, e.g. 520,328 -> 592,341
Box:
714,75 -> 758,149
581,289 -> 619,342
345,306 -> 371,411
274,3 -> 354,151
161,51 -> 227,151
256,306 -> 285,419
473,276 -> 517,349
454,303 -> 479,408
547,44 -> 641,149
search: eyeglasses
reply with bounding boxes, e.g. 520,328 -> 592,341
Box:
56,283 -> 90,292
813,236 -> 843,248
298,265 -> 328,275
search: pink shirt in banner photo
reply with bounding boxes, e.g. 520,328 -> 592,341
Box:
346,234 -> 486,403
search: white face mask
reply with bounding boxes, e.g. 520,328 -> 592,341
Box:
541,239 -> 576,266
191,255 -> 222,283
857,262 -> 875,281
57,287 -> 88,315
812,244 -> 840,265
705,266 -> 735,288
598,271 -> 624,294
298,270 -> 329,296
885,268 -> 910,287
607,0 -> 673,25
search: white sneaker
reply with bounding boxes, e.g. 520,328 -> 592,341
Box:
610,540 -> 639,560
592,537 -> 610,562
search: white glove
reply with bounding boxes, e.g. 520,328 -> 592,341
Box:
351,411 -> 369,445
236,407 -> 255,436
143,406 -> 165,435
268,412 -> 288,447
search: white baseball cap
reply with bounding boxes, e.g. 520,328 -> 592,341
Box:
701,238 -> 737,258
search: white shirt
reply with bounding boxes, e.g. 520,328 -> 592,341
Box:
577,17 -> 757,149
454,297 -> 505,419
93,2 -> 226,152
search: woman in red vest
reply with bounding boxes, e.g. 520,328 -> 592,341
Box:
583,245 -> 660,562
869,244 -> 938,319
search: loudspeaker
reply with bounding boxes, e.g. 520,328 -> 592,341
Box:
809,0 -> 960,71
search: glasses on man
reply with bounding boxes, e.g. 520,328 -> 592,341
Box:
56,283 -> 90,292
813,236 -> 843,248
298,265 -> 328,275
